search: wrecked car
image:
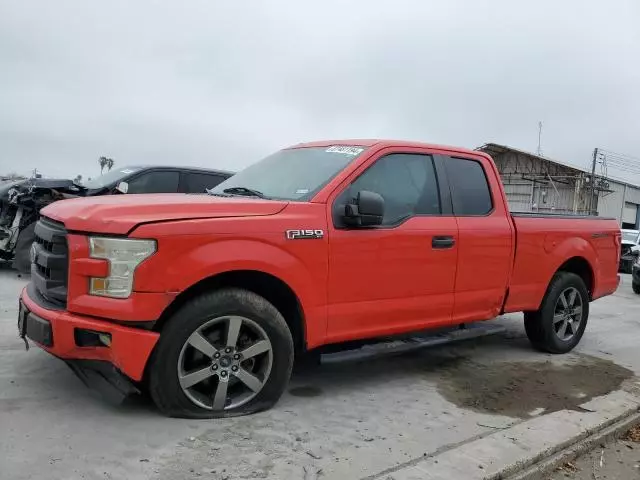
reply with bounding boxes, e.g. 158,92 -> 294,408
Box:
0,166 -> 233,272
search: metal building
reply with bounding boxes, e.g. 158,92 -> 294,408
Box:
478,143 -> 640,228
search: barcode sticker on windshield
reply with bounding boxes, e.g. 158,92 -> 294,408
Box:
325,146 -> 364,155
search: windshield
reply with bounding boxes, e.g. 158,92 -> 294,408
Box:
622,231 -> 639,243
209,146 -> 367,200
80,167 -> 142,189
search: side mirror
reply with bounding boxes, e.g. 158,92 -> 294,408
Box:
344,190 -> 384,227
115,181 -> 128,194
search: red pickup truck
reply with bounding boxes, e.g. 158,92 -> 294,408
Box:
19,140 -> 621,418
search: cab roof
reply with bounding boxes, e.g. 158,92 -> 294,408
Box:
288,139 -> 481,157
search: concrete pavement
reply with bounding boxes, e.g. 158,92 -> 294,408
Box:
1,268 -> 639,479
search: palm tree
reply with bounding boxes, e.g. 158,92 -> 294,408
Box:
98,156 -> 115,173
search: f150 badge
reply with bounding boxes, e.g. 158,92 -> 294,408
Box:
285,229 -> 324,240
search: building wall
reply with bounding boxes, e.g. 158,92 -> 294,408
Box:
597,180 -> 640,227
482,145 -> 640,227
491,150 -> 590,214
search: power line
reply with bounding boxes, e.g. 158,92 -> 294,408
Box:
599,149 -> 640,164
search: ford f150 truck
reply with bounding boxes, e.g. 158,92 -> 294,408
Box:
18,140 -> 621,418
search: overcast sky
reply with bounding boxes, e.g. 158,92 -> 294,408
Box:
1,0 -> 640,182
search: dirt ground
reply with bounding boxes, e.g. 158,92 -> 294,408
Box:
437,354 -> 634,418
548,424 -> 640,480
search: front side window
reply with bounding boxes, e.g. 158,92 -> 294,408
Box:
81,167 -> 142,189
446,157 -> 493,215
335,153 -> 441,226
126,171 -> 180,194
209,146 -> 367,201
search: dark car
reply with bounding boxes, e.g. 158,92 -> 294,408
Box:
0,165 -> 233,271
631,247 -> 640,294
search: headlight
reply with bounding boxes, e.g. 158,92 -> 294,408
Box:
88,237 -> 156,298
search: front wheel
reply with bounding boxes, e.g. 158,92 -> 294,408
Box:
12,221 -> 36,273
148,288 -> 294,418
633,282 -> 640,295
524,272 -> 589,354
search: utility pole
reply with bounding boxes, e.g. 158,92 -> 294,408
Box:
536,121 -> 543,157
590,147 -> 598,215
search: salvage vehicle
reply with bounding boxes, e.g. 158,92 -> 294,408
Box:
0,166 -> 233,272
18,139 -> 621,418
620,229 -> 640,274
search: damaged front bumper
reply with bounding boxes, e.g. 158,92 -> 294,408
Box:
19,286 -> 160,402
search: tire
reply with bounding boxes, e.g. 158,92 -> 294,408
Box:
12,221 -> 36,273
524,272 -> 589,354
148,288 -> 294,418
633,282 -> 640,295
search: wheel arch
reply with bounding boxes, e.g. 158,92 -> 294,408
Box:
555,256 -> 595,299
154,270 -> 307,355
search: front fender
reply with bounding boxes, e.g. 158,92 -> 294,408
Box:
134,236 -> 328,347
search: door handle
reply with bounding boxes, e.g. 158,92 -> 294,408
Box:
432,236 -> 455,249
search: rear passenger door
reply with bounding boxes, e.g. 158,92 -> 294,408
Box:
125,170 -> 180,194
179,172 -> 229,194
444,156 -> 514,323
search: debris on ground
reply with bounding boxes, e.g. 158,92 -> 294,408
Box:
555,461 -> 579,474
622,423 -> 640,443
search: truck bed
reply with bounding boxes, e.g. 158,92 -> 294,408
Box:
504,213 -> 621,313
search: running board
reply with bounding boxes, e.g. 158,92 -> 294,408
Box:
321,322 -> 506,364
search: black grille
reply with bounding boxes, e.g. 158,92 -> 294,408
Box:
31,217 -> 68,308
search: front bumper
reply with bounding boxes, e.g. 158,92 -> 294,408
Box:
19,286 -> 160,382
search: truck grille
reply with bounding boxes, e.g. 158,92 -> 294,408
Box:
31,217 -> 68,308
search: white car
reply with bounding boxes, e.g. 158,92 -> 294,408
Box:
621,229 -> 640,273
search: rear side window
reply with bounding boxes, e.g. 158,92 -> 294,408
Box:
446,157 -> 493,215
126,171 -> 180,194
182,172 -> 227,193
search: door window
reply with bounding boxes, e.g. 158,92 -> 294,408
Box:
446,157 -> 493,215
335,153 -> 440,227
126,171 -> 180,194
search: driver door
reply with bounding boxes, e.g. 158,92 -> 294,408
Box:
325,150 -> 458,343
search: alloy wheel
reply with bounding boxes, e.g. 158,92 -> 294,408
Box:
553,287 -> 583,342
177,316 -> 273,410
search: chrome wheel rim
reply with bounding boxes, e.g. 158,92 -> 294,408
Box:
177,316 -> 273,411
553,287 -> 583,342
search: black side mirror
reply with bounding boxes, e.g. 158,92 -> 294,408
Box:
344,190 -> 384,227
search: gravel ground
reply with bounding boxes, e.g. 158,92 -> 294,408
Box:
1,267 -> 639,480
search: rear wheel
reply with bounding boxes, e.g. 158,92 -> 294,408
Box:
524,272 -> 589,354
148,288 -> 294,418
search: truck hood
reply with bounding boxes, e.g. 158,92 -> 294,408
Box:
41,194 -> 289,234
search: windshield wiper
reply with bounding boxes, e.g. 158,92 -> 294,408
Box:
222,186 -> 268,199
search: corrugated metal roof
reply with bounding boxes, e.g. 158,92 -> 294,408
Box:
478,142 -> 640,189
